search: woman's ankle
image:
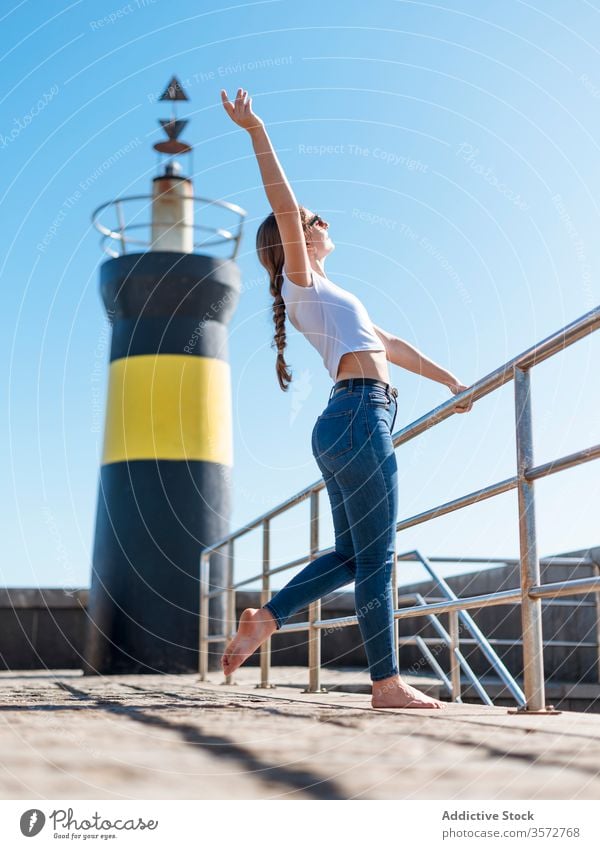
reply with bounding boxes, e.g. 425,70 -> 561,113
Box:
260,606 -> 279,630
372,674 -> 400,689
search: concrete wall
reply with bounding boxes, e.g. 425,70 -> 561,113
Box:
0,588 -> 88,671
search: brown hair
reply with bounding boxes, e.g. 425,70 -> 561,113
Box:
256,206 -> 311,391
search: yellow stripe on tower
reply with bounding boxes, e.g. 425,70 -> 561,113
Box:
102,354 -> 233,466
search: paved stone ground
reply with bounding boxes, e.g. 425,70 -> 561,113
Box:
1,668 -> 600,800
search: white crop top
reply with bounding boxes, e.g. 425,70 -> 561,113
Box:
281,266 -> 386,381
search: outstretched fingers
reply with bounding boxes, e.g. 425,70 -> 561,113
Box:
221,88 -> 246,118
220,89 -> 235,118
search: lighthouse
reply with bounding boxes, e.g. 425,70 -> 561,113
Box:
84,76 -> 246,674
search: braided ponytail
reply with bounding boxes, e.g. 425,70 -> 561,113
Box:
256,207 -> 311,391
271,267 -> 292,391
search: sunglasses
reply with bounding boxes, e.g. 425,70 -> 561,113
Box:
307,213 -> 327,228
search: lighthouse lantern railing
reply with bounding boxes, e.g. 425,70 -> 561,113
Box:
92,193 -> 246,259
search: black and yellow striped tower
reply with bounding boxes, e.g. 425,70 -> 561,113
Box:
84,77 -> 246,674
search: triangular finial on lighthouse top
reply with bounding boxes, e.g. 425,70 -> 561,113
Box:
159,119 -> 188,140
159,76 -> 189,101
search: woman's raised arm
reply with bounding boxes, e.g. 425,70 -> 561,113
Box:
220,88 -> 313,286
220,88 -> 298,213
372,324 -> 474,412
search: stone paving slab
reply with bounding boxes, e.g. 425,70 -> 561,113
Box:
1,669 -> 599,800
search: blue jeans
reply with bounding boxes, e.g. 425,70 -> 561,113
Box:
263,378 -> 400,682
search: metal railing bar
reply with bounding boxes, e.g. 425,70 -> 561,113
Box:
199,485 -> 321,560
539,600 -> 596,607
418,595 -> 595,608
401,555 -> 594,567
415,593 -> 518,704
409,595 -> 451,644
98,220 -> 236,236
207,553 -> 595,602
224,539 -> 235,686
205,578 -> 600,660
396,637 -> 599,649
231,551 -> 330,590
395,477 -> 518,532
448,610 -> 462,701
92,193 -> 247,259
453,650 -> 495,705
208,547 -> 581,600
410,591 -> 488,701
413,634 -> 453,695
259,519 -> 272,688
311,590 -> 522,627
514,384 -> 577,694
390,306 -> 599,446
92,193 -> 247,230
255,585 -> 544,634
594,563 -> 600,685
529,577 -> 600,600
410,593 -> 453,695
515,305 -> 600,370
414,551 -> 526,703
198,555 -> 210,680
205,632 -> 598,649
204,579 -> 597,634
115,201 -> 126,255
278,620 -> 310,634
526,444 -> 600,481
307,490 -> 323,692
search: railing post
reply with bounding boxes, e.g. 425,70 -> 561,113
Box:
198,552 -> 210,680
514,366 -> 549,712
449,609 -> 461,702
392,544 -> 399,666
224,539 -> 236,686
257,519 -> 276,688
594,561 -> 600,684
115,200 -> 127,255
304,489 -> 327,693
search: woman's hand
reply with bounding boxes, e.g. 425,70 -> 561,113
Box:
220,88 -> 264,133
447,381 -> 474,413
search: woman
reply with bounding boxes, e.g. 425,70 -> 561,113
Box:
219,88 -> 473,709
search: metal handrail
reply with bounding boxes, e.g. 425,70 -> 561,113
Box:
397,562 -> 600,691
199,304 -> 600,711
415,552 -> 526,704
380,588 -> 600,705
406,591 -> 492,705
91,194 -> 247,259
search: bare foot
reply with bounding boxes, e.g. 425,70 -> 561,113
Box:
221,607 -> 277,676
371,675 -> 447,709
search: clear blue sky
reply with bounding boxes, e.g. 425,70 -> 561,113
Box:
1,0 -> 598,590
